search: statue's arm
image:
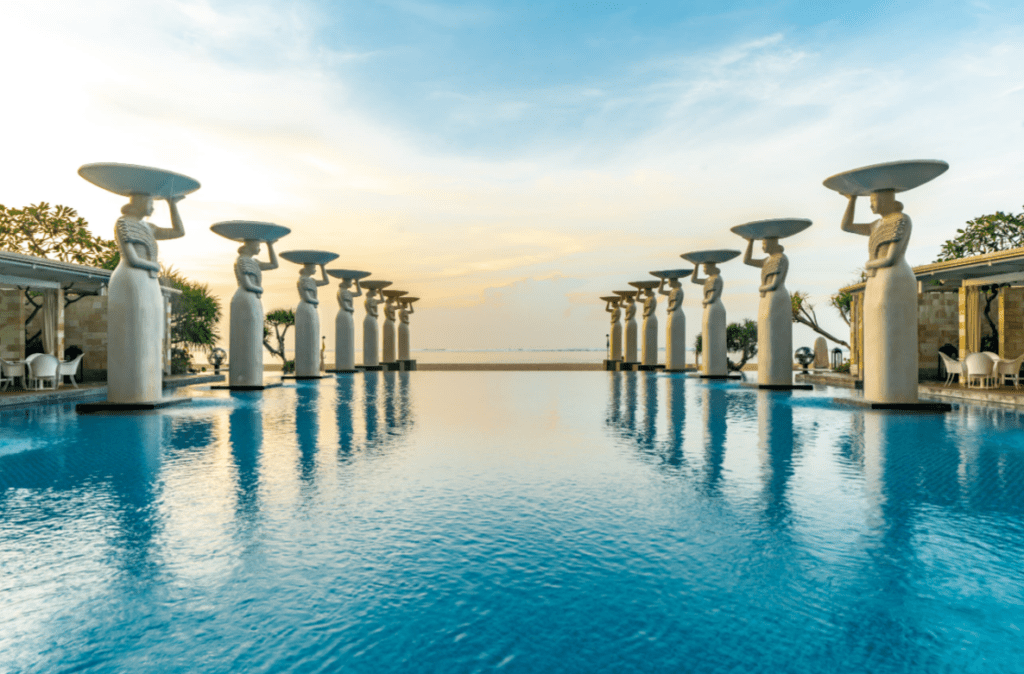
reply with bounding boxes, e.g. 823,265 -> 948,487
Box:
241,270 -> 263,294
316,264 -> 330,287
408,303 -> 414,315
153,196 -> 186,240
116,225 -> 160,273
691,264 -> 705,285
258,241 -> 279,271
657,279 -> 671,296
743,239 -> 765,267
840,195 -> 872,237
353,280 -> 363,297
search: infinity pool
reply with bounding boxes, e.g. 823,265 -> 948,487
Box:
2,373 -> 1024,673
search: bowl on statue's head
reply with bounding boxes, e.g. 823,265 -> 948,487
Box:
78,163 -> 201,198
629,280 -> 661,290
210,221 -> 291,243
402,297 -> 420,304
823,160 -> 948,196
730,218 -> 812,241
613,290 -> 638,299
600,295 -> 621,302
382,289 -> 408,299
649,269 -> 693,280
680,249 -> 741,265
279,250 -> 340,266
361,280 -> 393,291
326,269 -> 372,281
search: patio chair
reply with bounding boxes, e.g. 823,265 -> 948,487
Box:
58,353 -> 85,388
995,352 -> 1024,387
0,357 -> 26,390
938,352 -> 965,386
26,354 -> 59,390
965,352 -> 995,388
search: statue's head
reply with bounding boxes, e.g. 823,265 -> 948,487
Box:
704,262 -> 719,274
339,277 -> 353,288
669,278 -> 682,288
870,189 -> 903,215
238,239 -> 261,256
121,194 -> 154,218
299,263 -> 316,276
762,237 -> 783,254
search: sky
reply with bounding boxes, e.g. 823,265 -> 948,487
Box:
2,0 -> 1023,354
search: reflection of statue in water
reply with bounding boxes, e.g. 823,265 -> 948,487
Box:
295,264 -> 330,377
623,292 -> 638,363
605,298 -> 622,361
334,278 -> 363,371
398,299 -> 414,361
692,262 -> 726,376
639,288 -> 658,366
230,240 -> 278,387
658,278 -> 686,370
743,237 -> 792,386
841,191 -> 916,403
363,289 -> 383,367
108,194 -> 185,403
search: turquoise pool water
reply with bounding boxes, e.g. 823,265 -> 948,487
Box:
2,372 -> 1023,673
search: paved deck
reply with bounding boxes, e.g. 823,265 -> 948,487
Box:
0,373 -> 225,411
919,382 -> 1024,408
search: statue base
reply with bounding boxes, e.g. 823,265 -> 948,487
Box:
603,359 -> 621,371
281,374 -> 328,380
358,365 -> 384,371
663,367 -> 696,373
77,397 -> 192,414
401,360 -> 417,371
740,382 -> 813,391
637,364 -> 664,372
382,362 -> 401,371
688,373 -> 743,380
210,383 -> 284,391
833,397 -> 951,412
616,361 -> 641,371
326,369 -> 359,374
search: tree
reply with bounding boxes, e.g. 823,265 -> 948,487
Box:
791,291 -> 850,349
264,308 -> 296,372
0,202 -> 119,269
693,320 -> 758,371
161,266 -> 222,373
935,205 -> 1024,352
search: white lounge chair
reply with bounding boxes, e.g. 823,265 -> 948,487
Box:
58,353 -> 85,388
1,356 -> 27,390
965,352 -> 995,388
994,352 -> 1024,387
26,354 -> 59,390
939,352 -> 964,386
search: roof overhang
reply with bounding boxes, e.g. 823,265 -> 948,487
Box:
840,247 -> 1024,294
0,250 -> 112,294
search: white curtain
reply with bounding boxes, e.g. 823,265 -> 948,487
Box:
43,290 -> 57,355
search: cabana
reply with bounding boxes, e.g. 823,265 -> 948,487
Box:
842,247 -> 1024,381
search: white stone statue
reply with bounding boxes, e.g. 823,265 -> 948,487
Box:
653,270 -> 691,371
382,296 -> 398,364
622,291 -> 639,363
692,262 -> 726,376
825,159 -> 948,404
329,272 -> 365,372
398,298 -> 416,361
360,280 -> 391,367
743,237 -> 792,385
295,263 -> 330,377
603,296 -> 622,361
107,194 -> 184,402
631,281 -> 660,366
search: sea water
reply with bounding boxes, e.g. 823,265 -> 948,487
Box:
1,372 -> 1022,673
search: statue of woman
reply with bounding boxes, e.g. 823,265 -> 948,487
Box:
382,296 -> 398,364
398,299 -> 415,361
692,262 -> 726,376
841,190 -> 916,402
363,288 -> 383,367
639,287 -> 658,366
334,277 -> 363,371
743,237 -> 792,385
605,297 -> 622,361
107,194 -> 184,403
294,263 -> 329,377
623,291 -> 639,364
658,277 -> 686,371
229,239 -> 278,387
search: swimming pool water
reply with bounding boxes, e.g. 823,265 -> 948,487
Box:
2,372 -> 1024,673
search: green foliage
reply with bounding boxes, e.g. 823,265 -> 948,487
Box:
936,206 -> 1024,261
832,359 -> 850,374
830,290 -> 853,326
161,266 -> 222,372
725,319 -> 758,371
693,333 -> 702,353
264,308 -> 296,365
0,202 -> 119,269
791,290 -> 850,348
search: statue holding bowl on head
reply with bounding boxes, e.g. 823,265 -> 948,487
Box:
381,290 -> 408,365
684,249 -> 740,377
615,290 -> 639,364
78,162 -> 199,404
360,280 -> 393,368
281,250 -> 339,378
327,269 -> 370,372
651,269 -> 693,372
630,280 -> 662,367
825,159 -> 948,404
398,297 -> 417,362
211,221 -> 290,388
731,218 -> 811,387
602,296 -> 623,362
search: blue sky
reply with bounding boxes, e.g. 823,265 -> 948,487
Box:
2,0 -> 1023,352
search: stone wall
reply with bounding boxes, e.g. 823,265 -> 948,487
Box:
0,289 -> 25,361
65,295 -> 108,379
999,287 -> 1024,359
918,291 -> 959,380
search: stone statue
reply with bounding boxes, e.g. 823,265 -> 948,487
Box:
334,277 -> 363,371
841,190 -> 916,402
382,296 -> 398,364
294,263 -> 330,377
107,194 -> 184,403
398,299 -> 414,361
229,239 -> 278,387
623,291 -> 638,364
692,262 -> 726,376
363,288 -> 383,367
605,297 -> 622,361
743,237 -> 792,385
658,277 -> 686,370
639,287 -> 658,366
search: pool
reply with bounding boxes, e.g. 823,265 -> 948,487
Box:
2,372 -> 1023,673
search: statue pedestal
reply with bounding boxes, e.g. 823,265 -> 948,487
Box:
77,396 -> 191,413
211,383 -> 283,391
